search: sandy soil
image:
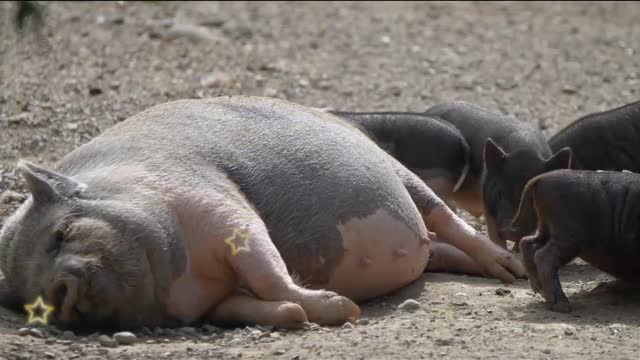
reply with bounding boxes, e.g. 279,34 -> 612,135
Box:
1,1 -> 640,359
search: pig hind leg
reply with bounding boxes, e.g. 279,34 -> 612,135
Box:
533,239 -> 579,312
209,292 -> 309,329
426,239 -> 484,276
519,222 -> 551,294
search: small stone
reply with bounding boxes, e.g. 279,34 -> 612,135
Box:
16,353 -> 31,360
380,35 -> 391,44
178,326 -> 198,336
62,331 -> 76,340
199,17 -> 225,28
356,318 -> 370,326
88,87 -> 103,96
435,338 -> 454,346
113,332 -> 137,345
273,349 -> 286,355
298,79 -> 309,87
341,322 -> 354,329
166,23 -> 218,42
67,123 -> 79,130
28,328 -> 44,338
564,329 -> 574,336
495,288 -> 511,296
561,86 -> 577,94
398,299 -> 421,312
5,112 -> 32,125
542,349 -> 551,354
263,88 -> 278,97
97,334 -> 118,348
201,72 -> 233,88
18,327 -> 30,336
44,352 -> 56,359
317,80 -> 332,90
0,190 -> 26,204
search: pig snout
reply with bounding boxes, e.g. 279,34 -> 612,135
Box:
47,256 -> 96,323
47,276 -> 80,323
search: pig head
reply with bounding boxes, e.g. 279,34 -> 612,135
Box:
0,161 -> 183,329
481,139 -> 573,247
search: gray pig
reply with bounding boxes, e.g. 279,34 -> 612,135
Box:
0,96 -> 524,330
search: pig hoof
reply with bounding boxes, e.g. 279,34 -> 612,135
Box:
298,291 -> 361,326
549,301 -> 572,313
273,302 -> 309,329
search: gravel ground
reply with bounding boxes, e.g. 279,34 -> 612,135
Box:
1,1 -> 640,359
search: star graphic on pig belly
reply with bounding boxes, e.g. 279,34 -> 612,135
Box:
225,229 -> 251,256
24,296 -> 55,325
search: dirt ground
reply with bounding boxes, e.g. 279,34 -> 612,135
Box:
1,1 -> 640,359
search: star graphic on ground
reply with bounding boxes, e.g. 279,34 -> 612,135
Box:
24,296 -> 55,325
224,228 -> 251,256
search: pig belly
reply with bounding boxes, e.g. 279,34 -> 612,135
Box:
321,209 -> 431,302
580,249 -> 640,283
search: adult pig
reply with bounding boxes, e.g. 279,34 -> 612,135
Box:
549,100 -> 640,172
0,96 -> 524,330
425,101 -> 573,250
512,169 -> 640,312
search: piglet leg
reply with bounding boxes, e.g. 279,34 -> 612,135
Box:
519,231 -> 549,294
533,240 -> 578,312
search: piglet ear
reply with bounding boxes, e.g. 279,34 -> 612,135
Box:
17,160 -> 87,202
483,138 -> 508,172
545,147 -> 573,171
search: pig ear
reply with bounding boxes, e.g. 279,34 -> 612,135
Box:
483,138 -> 507,172
17,160 -> 87,202
545,147 -> 573,171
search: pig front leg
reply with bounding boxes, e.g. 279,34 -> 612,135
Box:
394,159 -> 526,282
533,240 -> 579,312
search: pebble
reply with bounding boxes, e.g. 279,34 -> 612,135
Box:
62,331 -> 76,340
178,326 -> 198,336
356,318 -> 370,326
1,190 -> 26,204
88,87 -> 103,96
494,288 -> 511,296
166,23 -> 218,42
561,86 -> 578,94
341,322 -> 354,329
263,88 -> 279,97
28,328 -> 44,338
201,72 -> 233,88
273,349 -> 286,355
542,349 -> 551,354
435,338 -> 454,346
44,352 -> 56,359
97,334 -> 118,348
398,299 -> 421,312
113,331 -> 137,345
16,353 -> 31,360
18,327 -> 30,336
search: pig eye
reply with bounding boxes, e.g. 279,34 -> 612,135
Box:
47,224 -> 71,254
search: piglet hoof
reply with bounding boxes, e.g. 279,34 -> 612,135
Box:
528,278 -> 542,294
296,290 -> 361,326
549,301 -> 572,313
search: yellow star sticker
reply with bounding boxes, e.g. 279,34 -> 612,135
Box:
24,296 -> 55,325
224,228 -> 251,256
